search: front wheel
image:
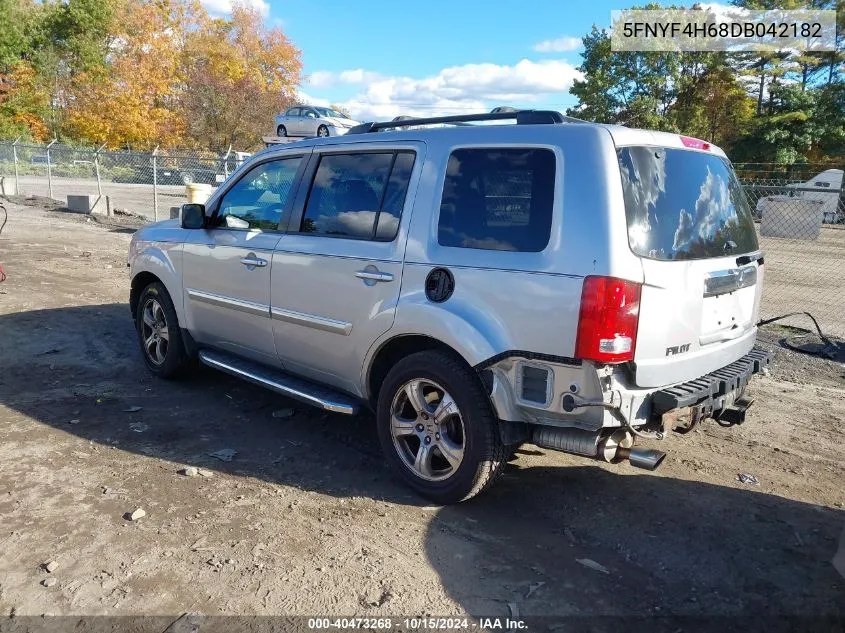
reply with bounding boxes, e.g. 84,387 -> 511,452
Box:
376,350 -> 506,504
135,282 -> 194,378
317,125 -> 329,138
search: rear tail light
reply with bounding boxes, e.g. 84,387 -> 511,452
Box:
575,276 -> 641,363
680,135 -> 710,151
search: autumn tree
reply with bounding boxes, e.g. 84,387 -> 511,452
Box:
0,0 -> 58,139
181,4 -> 302,151
671,63 -> 755,147
64,0 -> 188,148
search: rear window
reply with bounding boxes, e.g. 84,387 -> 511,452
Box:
438,147 -> 556,252
617,147 -> 758,261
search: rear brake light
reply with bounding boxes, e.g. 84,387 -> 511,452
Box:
680,135 -> 710,151
575,276 -> 641,363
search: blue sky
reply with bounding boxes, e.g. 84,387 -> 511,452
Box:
203,0 -> 669,119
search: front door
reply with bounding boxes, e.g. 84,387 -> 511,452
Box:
270,144 -> 423,396
182,153 -> 307,366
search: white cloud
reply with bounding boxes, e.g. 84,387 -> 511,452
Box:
303,59 -> 582,121
307,69 -> 382,89
533,36 -> 582,53
201,0 -> 270,16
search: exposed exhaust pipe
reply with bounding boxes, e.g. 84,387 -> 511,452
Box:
531,427 -> 666,471
616,447 -> 666,471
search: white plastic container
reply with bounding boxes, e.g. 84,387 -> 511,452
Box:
758,197 -> 824,240
186,183 -> 214,205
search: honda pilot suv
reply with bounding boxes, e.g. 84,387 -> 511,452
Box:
128,110 -> 769,504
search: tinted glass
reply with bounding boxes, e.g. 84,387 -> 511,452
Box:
438,148 -> 556,252
217,157 -> 302,231
617,147 -> 759,260
287,108 -> 300,116
375,152 -> 415,240
301,153 -> 393,238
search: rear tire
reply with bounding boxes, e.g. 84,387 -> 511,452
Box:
277,125 -> 287,137
376,350 -> 506,504
317,125 -> 329,138
135,282 -> 194,379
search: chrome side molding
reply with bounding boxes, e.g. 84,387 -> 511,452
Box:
270,306 -> 353,336
186,288 -> 270,318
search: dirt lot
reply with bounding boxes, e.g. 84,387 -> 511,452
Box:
0,199 -> 844,628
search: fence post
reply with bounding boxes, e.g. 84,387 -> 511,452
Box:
46,138 -> 57,199
152,145 -> 159,222
12,136 -> 21,196
94,143 -> 106,200
223,145 -> 232,180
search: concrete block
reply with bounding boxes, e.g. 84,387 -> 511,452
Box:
67,194 -> 106,215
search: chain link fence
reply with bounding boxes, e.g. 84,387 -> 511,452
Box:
0,140 -> 250,221
0,141 -> 843,339
738,165 -> 845,340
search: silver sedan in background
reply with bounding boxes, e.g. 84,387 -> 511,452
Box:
274,106 -> 361,138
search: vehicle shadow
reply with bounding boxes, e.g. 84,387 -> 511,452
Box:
1,304 -> 843,622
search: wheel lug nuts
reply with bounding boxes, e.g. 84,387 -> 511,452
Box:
424,436 -> 431,445
416,423 -> 424,432
435,433 -> 440,440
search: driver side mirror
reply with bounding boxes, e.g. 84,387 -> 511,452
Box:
181,203 -> 206,229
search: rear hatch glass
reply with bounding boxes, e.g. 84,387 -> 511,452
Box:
616,146 -> 763,388
617,146 -> 758,260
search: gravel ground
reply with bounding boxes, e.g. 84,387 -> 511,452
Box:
0,199 -> 843,629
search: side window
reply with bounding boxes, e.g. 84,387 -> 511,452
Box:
216,157 -> 303,231
287,108 -> 300,117
437,148 -> 556,252
376,152 -> 415,240
300,151 -> 415,240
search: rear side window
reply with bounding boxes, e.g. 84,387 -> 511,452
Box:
301,151 -> 416,240
438,148 -> 556,252
617,147 -> 759,260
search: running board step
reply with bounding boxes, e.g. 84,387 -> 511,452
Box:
198,350 -> 360,415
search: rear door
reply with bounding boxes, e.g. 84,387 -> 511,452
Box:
285,108 -> 303,135
270,143 -> 423,396
616,144 -> 763,388
301,108 -> 320,136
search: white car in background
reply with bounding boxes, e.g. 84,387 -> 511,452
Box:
274,106 -> 360,138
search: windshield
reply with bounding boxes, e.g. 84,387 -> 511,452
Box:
617,146 -> 759,261
315,107 -> 347,118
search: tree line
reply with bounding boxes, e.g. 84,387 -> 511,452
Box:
0,0 -> 302,151
566,1 -> 845,165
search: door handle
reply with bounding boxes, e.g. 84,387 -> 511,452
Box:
240,256 -> 268,268
355,270 -> 393,282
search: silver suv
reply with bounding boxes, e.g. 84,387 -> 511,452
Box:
128,110 -> 769,504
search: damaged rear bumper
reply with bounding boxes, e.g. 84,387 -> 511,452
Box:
651,347 -> 771,416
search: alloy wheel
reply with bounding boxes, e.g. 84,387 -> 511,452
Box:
141,297 -> 169,366
389,379 -> 466,481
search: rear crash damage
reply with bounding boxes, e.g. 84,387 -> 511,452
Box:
481,347 -> 772,470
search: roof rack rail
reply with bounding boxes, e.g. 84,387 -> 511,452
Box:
346,109 -> 581,134
262,135 -> 315,148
